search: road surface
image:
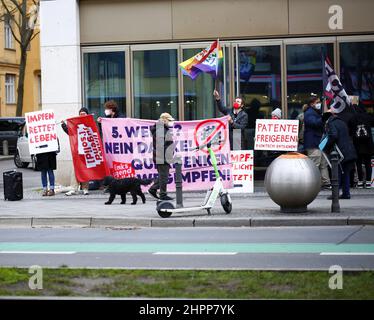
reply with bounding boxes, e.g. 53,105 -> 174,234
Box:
0,226 -> 374,270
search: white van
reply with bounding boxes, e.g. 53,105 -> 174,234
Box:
14,124 -> 37,170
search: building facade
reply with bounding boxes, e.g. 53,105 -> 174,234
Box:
0,3 -> 41,117
40,0 -> 374,185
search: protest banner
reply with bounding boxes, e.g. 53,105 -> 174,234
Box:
101,116 -> 232,191
67,115 -> 108,182
25,110 -> 59,155
229,150 -> 254,193
254,119 -> 299,151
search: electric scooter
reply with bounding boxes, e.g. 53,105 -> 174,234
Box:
156,142 -> 232,218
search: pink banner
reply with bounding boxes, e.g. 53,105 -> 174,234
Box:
101,117 -> 232,191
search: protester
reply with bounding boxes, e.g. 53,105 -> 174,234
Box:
61,107 -> 90,196
148,112 -> 175,201
352,104 -> 374,188
213,89 -> 248,150
36,151 -> 57,196
324,108 -> 357,199
271,108 -> 282,120
304,96 -> 331,190
98,100 -> 122,123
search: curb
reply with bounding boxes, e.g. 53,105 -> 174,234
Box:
0,216 -> 373,228
0,156 -> 13,161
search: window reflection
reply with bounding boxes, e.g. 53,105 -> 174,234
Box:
84,52 -> 126,117
133,49 -> 178,120
286,43 -> 334,119
236,46 -> 281,122
183,48 -> 217,120
340,41 -> 374,114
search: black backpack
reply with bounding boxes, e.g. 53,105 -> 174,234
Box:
355,123 -> 370,140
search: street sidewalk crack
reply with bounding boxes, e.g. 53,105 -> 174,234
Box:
337,225 -> 365,245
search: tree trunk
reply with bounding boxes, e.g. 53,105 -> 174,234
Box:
16,48 -> 27,117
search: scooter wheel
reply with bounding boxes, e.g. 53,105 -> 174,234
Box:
220,194 -> 232,214
156,201 -> 174,218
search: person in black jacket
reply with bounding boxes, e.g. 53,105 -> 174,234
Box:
325,109 -> 358,199
352,104 -> 374,188
304,97 -> 331,189
213,89 -> 248,150
148,113 -> 175,201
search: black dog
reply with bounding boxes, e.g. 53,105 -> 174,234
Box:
102,176 -> 153,205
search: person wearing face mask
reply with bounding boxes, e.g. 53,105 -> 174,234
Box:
148,113 -> 175,201
213,89 -> 248,150
98,100 -> 122,123
304,96 -> 331,190
61,107 -> 91,196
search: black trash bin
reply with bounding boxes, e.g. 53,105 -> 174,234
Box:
3,170 -> 23,201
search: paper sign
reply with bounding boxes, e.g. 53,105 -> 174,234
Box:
25,110 -> 59,155
254,119 -> 299,151
229,150 -> 254,193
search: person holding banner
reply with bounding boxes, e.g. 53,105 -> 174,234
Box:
148,113 -> 175,201
36,151 -> 57,196
213,89 -> 248,150
61,107 -> 90,196
97,100 -> 122,123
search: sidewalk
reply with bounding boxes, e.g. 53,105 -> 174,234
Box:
1,186 -> 373,228
0,156 -> 13,161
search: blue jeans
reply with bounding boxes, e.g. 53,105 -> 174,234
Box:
41,169 -> 55,190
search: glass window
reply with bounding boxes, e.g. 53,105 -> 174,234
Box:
286,43 -> 334,119
235,45 -> 282,124
340,41 -> 374,114
4,15 -> 13,49
83,51 -> 126,117
5,74 -> 16,104
133,49 -> 178,120
183,48 -> 217,120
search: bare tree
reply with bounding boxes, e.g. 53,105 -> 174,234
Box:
0,0 -> 40,116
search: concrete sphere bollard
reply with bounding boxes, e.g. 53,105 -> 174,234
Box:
264,152 -> 321,213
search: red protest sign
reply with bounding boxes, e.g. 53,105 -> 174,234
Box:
193,118 -> 228,153
67,115 -> 108,182
110,161 -> 135,179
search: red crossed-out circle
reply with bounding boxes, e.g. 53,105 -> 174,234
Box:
193,118 -> 228,153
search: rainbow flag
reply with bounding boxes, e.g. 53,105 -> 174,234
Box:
180,40 -> 223,80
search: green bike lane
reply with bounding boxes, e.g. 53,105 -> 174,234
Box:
1,242 -> 374,254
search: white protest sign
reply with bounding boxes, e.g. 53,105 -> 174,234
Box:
229,150 -> 254,193
254,119 -> 299,151
25,110 -> 59,155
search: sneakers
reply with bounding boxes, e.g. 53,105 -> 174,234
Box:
42,189 -> 48,197
321,184 -> 332,190
83,189 -> 89,195
159,195 -> 174,201
148,189 -> 159,199
47,190 -> 55,196
65,190 -> 77,196
365,181 -> 372,189
357,181 -> 364,188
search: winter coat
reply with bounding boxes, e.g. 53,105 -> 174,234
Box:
216,99 -> 248,149
325,116 -> 357,164
303,106 -> 324,150
151,121 -> 174,166
36,152 -> 57,171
